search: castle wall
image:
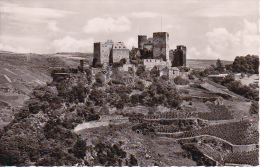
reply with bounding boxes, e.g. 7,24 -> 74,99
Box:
144,59 -> 167,70
112,49 -> 129,63
153,32 -> 169,61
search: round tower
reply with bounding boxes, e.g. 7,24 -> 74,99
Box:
138,35 -> 147,50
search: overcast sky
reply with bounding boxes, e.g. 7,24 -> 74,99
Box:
0,0 -> 258,60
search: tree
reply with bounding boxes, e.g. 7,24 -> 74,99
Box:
128,67 -> 134,76
89,89 -> 107,106
136,65 -> 145,76
161,74 -> 169,81
221,74 -> 235,85
95,72 -> 105,84
225,64 -> 233,71
216,59 -> 225,73
119,58 -> 127,65
150,66 -> 159,79
107,93 -> 121,106
174,76 -> 189,85
130,94 -> 140,105
85,68 -> 93,84
129,154 -> 138,166
232,55 -> 259,74
134,80 -> 145,91
72,139 -> 87,159
249,101 -> 259,115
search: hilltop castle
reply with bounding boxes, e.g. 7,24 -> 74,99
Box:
92,32 -> 186,68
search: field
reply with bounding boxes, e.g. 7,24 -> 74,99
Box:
236,74 -> 259,86
223,100 -> 252,120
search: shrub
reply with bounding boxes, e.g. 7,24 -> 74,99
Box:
174,76 -> 189,85
249,101 -> 259,115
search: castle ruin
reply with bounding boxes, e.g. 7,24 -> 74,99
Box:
92,31 -> 186,68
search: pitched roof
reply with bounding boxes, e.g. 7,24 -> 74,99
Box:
113,42 -> 128,49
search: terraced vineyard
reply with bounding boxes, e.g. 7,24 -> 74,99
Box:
197,103 -> 233,120
224,150 -> 259,166
176,121 -> 255,145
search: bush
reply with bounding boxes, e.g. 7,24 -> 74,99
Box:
232,55 -> 259,74
174,76 -> 189,85
136,65 -> 146,76
72,139 -> 87,159
89,89 -> 107,106
249,101 -> 259,115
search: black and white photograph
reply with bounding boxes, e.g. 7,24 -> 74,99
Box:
0,0 -> 259,166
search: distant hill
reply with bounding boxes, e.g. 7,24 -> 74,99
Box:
187,59 -> 233,69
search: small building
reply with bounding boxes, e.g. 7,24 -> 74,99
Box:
130,47 -> 141,59
169,67 -> 180,79
159,66 -> 169,77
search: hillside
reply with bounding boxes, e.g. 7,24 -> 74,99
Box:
77,122 -> 196,166
0,51 -> 92,126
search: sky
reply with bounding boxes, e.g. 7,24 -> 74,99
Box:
0,0 -> 258,60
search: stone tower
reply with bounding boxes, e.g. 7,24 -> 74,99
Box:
172,45 -> 186,67
152,32 -> 169,61
138,35 -> 147,50
93,39 -> 114,66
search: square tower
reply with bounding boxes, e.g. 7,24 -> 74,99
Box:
172,45 -> 186,67
152,32 -> 169,61
93,40 -> 113,65
138,35 -> 147,50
